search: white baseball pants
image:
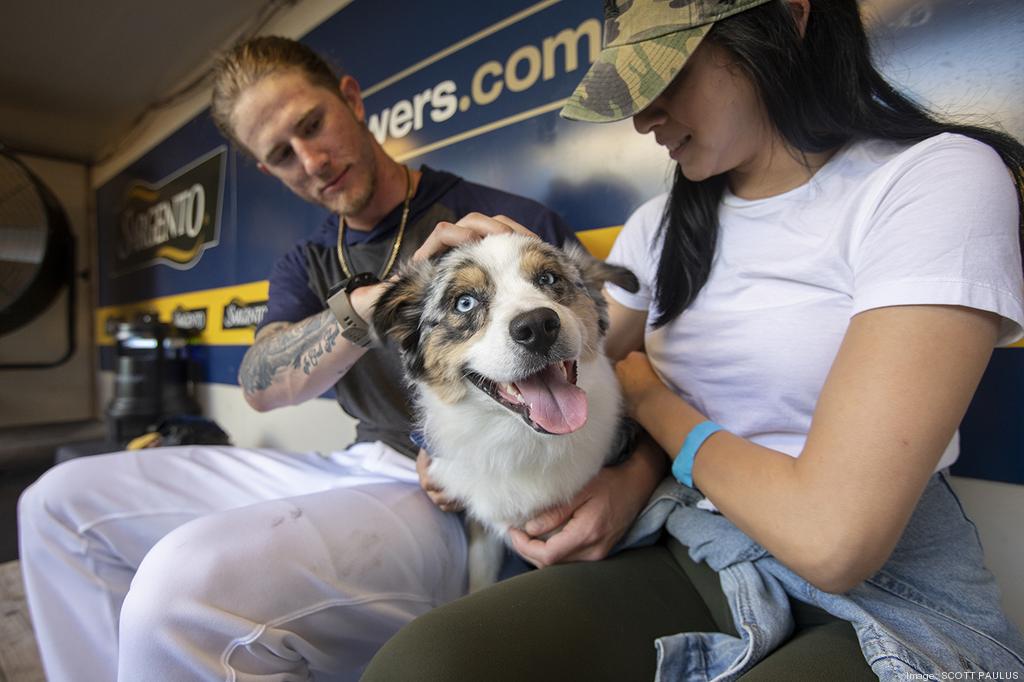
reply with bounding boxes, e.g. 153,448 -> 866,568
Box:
17,442 -> 468,681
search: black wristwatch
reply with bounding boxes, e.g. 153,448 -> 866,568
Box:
327,272 -> 380,348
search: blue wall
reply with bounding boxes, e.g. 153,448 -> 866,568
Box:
94,0 -> 1024,484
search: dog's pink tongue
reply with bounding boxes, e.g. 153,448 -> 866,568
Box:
515,364 -> 588,434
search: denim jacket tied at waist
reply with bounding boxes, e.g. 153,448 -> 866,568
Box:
617,473 -> 1024,681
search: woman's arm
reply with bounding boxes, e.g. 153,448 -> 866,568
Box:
238,284 -> 384,411
621,303 -> 1000,592
604,294 -> 647,362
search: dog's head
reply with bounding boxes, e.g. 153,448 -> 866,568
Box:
372,233 -> 638,435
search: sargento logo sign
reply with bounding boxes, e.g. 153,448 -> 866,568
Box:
115,146 -> 227,273
222,299 -> 268,330
366,17 -> 600,145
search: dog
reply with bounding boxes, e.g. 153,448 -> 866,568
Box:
372,232 -> 639,590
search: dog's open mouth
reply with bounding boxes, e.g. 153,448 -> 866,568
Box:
467,360 -> 587,435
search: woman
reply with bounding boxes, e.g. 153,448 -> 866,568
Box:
362,0 -> 1024,679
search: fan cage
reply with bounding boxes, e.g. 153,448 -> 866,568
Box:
0,151 -> 74,337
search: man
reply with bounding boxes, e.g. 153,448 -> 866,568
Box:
18,36 -> 578,681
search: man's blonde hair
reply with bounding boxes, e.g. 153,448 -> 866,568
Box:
210,36 -> 343,155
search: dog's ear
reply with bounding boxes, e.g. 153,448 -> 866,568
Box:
564,241 -> 639,294
371,260 -> 434,354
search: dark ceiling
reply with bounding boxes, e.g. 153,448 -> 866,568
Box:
0,0 -> 297,164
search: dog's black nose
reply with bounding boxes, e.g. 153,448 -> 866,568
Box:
509,307 -> 560,354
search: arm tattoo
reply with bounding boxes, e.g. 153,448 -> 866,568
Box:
240,310 -> 345,394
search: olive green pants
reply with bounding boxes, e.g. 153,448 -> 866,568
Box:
361,537 -> 877,681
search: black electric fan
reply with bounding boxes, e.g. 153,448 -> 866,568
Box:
0,144 -> 76,368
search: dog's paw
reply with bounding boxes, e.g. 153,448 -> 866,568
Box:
466,521 -> 504,592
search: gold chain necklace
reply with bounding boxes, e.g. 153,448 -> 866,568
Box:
336,164 -> 412,280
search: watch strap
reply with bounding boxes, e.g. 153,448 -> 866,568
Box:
345,271 -> 380,293
327,286 -> 375,349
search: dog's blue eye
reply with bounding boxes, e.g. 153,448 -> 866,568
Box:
537,272 -> 557,286
455,294 -> 478,313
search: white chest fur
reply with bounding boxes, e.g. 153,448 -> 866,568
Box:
419,353 -> 621,534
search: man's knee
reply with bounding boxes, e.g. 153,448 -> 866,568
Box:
121,500 -> 325,631
18,457 -> 111,537
120,512 -> 254,636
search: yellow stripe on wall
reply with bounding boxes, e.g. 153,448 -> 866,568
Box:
95,227 -> 625,347
96,280 -> 269,346
575,225 -> 622,261
98,226 -> 1024,350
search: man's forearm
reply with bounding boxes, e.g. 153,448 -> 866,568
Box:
239,309 -> 366,411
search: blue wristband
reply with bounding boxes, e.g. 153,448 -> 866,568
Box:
672,421 -> 724,488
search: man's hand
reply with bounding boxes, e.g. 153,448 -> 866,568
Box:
507,440 -> 666,568
348,280 -> 390,321
416,449 -> 465,513
412,213 -> 538,262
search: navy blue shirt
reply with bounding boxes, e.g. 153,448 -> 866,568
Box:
259,166 -> 577,456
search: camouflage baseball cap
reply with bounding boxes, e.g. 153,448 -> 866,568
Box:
561,0 -> 774,123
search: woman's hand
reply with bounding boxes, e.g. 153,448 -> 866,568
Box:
615,351 -> 669,422
416,449 -> 464,513
412,213 -> 538,262
507,440 -> 667,568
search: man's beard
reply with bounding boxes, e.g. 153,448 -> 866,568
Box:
331,134 -> 378,218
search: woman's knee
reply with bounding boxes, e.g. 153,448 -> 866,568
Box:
365,549 -> 703,682
363,579 -> 646,682
362,606 -> 472,682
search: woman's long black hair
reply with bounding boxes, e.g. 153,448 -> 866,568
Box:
652,0 -> 1024,327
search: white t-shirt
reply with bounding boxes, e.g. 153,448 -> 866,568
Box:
606,133 -> 1024,467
